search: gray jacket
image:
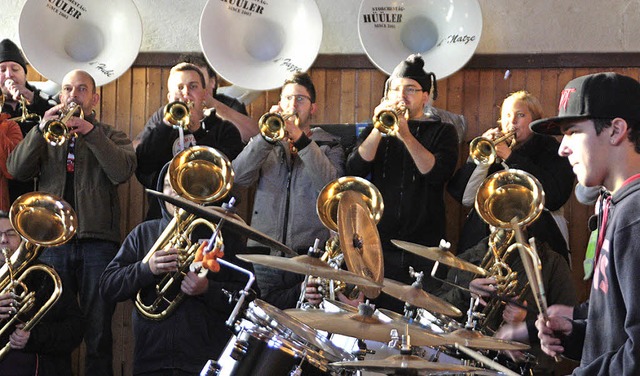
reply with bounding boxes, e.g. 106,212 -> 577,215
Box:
7,117 -> 136,243
233,127 -> 345,252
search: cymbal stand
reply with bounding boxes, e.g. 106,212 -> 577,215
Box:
296,239 -> 321,309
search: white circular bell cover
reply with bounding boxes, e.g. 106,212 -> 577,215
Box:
358,0 -> 482,79
200,0 -> 323,91
19,0 -> 143,87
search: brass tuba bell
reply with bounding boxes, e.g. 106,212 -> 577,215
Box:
134,146 -> 234,320
0,192 -> 77,360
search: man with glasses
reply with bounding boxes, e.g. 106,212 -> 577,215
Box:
233,71 -> 345,309
346,54 -> 459,311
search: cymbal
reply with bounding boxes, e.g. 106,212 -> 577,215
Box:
338,190 -> 384,299
331,354 -> 481,375
391,239 -> 487,276
382,278 -> 463,318
146,189 -> 296,257
285,309 -> 451,347
237,254 -> 384,288
442,329 -> 530,351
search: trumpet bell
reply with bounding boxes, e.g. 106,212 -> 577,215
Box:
475,169 -> 545,230
258,112 -> 288,142
18,0 -> 142,86
169,146 -> 234,204
164,101 -> 191,129
358,0 -> 482,79
199,0 -> 322,90
317,176 -> 384,233
469,137 -> 497,165
9,192 -> 77,246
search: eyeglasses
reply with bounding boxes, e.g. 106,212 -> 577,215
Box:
281,94 -> 312,103
0,229 -> 18,239
388,86 -> 423,96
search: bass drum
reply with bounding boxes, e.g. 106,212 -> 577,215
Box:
216,300 -> 354,376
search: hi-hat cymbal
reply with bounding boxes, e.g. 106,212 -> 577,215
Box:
285,309 -> 450,347
331,354 -> 481,375
382,278 -> 462,318
391,239 -> 487,276
442,329 -> 530,351
338,190 -> 384,299
237,254 -> 383,288
146,189 -> 296,257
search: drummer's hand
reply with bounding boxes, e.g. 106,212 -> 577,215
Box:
502,300 -> 527,324
149,248 -> 179,275
337,291 -> 365,308
469,277 -> 497,305
304,281 -> 323,306
535,313 -> 572,357
547,304 -> 574,319
495,322 -> 528,362
181,271 -> 209,296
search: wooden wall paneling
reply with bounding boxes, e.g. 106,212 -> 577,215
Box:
323,70 -> 342,124
355,70 -> 373,123
339,69 -> 356,123
524,69 -> 543,100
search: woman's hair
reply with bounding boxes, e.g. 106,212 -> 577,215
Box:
498,90 -> 544,125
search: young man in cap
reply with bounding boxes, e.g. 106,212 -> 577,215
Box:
346,54 -> 459,311
0,38 -> 56,203
532,72 -> 640,375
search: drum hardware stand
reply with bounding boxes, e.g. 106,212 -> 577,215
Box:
297,239 -> 321,309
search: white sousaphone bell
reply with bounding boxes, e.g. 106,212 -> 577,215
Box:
18,0 -> 143,87
358,0 -> 482,80
199,0 -> 323,91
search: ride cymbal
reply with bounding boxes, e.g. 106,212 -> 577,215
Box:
392,239 -> 487,276
382,278 -> 462,318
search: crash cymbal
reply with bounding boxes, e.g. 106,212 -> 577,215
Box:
443,329 -> 530,351
392,239 -> 487,276
147,189 -> 296,257
331,354 -> 481,375
285,308 -> 451,347
237,254 -> 384,288
382,278 -> 462,318
338,190 -> 384,299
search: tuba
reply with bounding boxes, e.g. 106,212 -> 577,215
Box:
469,129 -> 516,166
0,192 -> 77,360
41,102 -> 84,147
314,176 -> 384,301
134,146 -> 234,320
471,169 -> 544,331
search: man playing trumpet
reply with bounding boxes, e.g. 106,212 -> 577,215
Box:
136,62 -> 244,220
346,54 -> 459,312
233,72 -> 345,310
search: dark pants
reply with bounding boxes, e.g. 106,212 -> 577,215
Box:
39,239 -> 118,376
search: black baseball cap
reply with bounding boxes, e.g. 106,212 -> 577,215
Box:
530,72 -> 640,135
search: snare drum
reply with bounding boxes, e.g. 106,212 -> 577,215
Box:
216,300 -> 353,376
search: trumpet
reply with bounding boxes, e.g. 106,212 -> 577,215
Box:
372,102 -> 407,137
0,92 -> 40,123
0,192 -> 77,360
42,102 -> 84,146
469,129 -> 516,166
163,100 -> 193,130
258,111 -> 297,143
134,146 -> 234,320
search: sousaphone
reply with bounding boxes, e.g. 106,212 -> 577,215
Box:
199,0 -> 323,91
18,0 -> 143,87
357,0 -> 482,79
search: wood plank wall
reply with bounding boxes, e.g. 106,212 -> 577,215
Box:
26,63 -> 631,375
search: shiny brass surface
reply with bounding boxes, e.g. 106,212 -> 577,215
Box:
42,102 -> 84,146
163,100 -> 192,130
469,129 -> 516,165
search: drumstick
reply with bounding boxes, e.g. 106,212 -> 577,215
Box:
454,343 -> 520,376
511,220 -> 561,363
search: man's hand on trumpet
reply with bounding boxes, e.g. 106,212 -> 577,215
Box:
482,127 -> 513,161
149,248 -> 179,275
4,79 -> 34,103
0,291 -> 17,319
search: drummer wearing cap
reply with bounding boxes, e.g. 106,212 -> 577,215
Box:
346,54 -> 458,312
531,72 -> 640,375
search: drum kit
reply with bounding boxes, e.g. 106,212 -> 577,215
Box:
149,186 -> 529,376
